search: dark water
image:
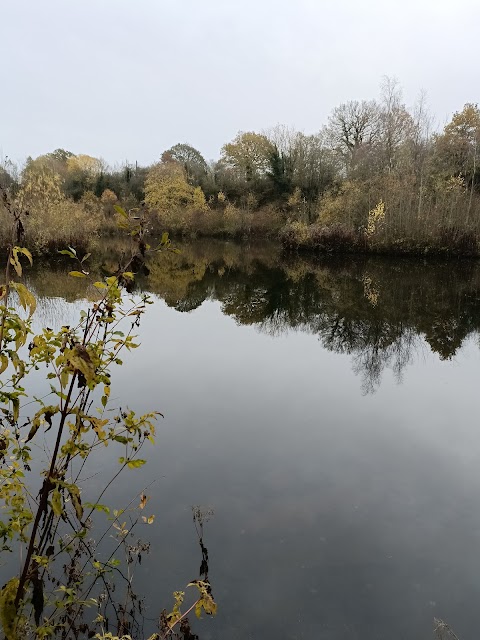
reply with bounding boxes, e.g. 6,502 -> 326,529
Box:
22,240 -> 480,638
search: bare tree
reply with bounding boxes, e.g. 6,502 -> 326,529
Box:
410,89 -> 434,217
324,100 -> 381,176
378,76 -> 415,172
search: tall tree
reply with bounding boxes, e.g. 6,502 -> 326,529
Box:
144,161 -> 194,213
221,132 -> 274,184
434,103 -> 480,185
266,144 -> 295,200
378,77 -> 415,172
162,143 -> 208,187
325,100 -> 381,176
291,133 -> 337,204
264,125 -> 298,200
64,154 -> 105,201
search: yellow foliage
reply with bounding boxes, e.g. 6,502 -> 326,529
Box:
101,189 -> 118,204
285,221 -> 310,244
66,154 -> 103,176
223,203 -> 242,234
147,250 -> 207,304
221,131 -> 273,178
80,191 -> 102,215
192,186 -> 209,212
365,201 -> 386,237
362,274 -> 380,306
15,168 -> 100,251
445,175 -> 466,193
288,187 -> 302,208
245,192 -> 258,211
0,577 -> 20,640
17,167 -> 64,210
317,181 -> 364,225
145,162 -> 194,216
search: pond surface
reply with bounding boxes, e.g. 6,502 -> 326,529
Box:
23,240 -> 480,638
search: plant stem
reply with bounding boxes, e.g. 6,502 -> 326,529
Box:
0,245 -> 13,352
15,372 -> 78,608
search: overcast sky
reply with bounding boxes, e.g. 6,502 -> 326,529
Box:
1,0 -> 479,167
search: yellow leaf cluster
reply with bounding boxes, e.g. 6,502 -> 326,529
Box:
145,162 -> 194,214
365,200 -> 385,237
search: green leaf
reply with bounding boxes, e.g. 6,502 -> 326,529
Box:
18,247 -> 33,266
11,397 -> 19,422
11,281 -> 37,316
67,485 -> 83,521
126,459 -> 146,469
68,346 -> 96,384
27,405 -> 59,442
0,578 -> 20,640
10,250 -> 22,277
84,502 -> 110,514
51,488 -> 62,517
0,354 -> 8,374
69,271 -> 86,278
114,205 -> 128,219
108,558 -> 121,567
58,249 -> 76,258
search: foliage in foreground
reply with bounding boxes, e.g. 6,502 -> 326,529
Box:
0,190 -> 216,639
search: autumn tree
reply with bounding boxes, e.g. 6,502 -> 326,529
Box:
48,148 -> 75,164
22,150 -> 73,183
17,164 -> 64,211
434,103 -> 480,187
162,143 -> 209,187
219,132 -> 274,200
66,154 -> 104,176
144,161 -> 195,213
15,161 -> 100,249
64,154 -> 105,201
22,151 -> 106,202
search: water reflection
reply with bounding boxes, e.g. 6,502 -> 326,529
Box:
28,240 -> 480,393
18,240 -> 480,639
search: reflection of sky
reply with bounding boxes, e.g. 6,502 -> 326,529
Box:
8,292 -> 480,639
32,295 -> 85,331
107,298 -> 480,640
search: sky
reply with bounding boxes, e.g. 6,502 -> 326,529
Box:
1,0 -> 479,168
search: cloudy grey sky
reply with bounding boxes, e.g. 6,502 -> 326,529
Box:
1,0 -> 479,167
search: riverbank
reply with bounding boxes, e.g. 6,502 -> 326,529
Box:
2,187 -> 480,259
279,220 -> 480,257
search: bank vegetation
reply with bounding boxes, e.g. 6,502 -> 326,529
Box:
1,79 -> 479,256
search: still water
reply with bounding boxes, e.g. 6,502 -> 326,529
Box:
24,240 -> 480,638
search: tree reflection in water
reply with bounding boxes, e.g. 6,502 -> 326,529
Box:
26,239 -> 480,394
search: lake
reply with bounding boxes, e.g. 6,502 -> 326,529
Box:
20,239 -> 480,639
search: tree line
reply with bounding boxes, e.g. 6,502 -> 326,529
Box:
1,79 -> 479,254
